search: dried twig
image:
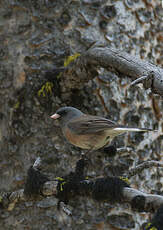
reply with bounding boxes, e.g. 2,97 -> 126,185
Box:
130,75 -> 151,86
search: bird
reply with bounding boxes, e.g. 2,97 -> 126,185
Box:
50,106 -> 153,151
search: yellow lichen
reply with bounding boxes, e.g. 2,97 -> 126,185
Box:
55,177 -> 65,181
55,177 -> 66,192
13,101 -> 20,110
64,53 -> 80,67
119,176 -> 130,185
38,81 -> 53,97
145,223 -> 157,230
56,72 -> 62,79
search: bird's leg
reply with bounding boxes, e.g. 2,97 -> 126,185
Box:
81,148 -> 94,158
80,148 -> 94,168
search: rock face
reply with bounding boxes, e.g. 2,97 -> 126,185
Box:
0,0 -> 162,229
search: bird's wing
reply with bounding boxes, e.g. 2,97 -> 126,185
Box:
67,115 -> 118,134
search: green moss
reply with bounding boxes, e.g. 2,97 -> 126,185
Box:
38,81 -> 54,97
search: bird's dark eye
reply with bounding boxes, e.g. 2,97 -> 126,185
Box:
58,110 -> 67,116
62,110 -> 67,115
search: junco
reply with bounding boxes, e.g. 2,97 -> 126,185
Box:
50,106 -> 153,151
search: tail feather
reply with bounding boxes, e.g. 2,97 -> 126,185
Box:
114,127 -> 154,132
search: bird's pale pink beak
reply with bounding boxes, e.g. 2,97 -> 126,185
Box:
50,113 -> 60,119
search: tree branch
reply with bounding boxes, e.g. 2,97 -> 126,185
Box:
1,158 -> 163,214
123,187 -> 163,211
59,46 -> 163,97
86,47 -> 163,96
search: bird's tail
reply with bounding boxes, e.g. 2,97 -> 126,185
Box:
114,127 -> 154,132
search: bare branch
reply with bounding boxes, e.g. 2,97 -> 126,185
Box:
86,47 -> 163,96
3,181 -> 58,211
60,46 -> 163,97
123,187 -> 163,211
130,75 -> 151,86
1,159 -> 163,214
2,178 -> 163,212
1,175 -> 163,213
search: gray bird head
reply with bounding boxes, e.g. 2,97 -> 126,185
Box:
50,106 -> 83,127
